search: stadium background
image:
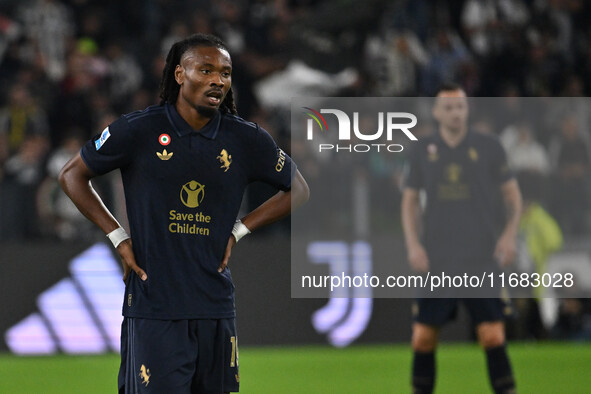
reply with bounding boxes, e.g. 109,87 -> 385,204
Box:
1,0 -> 591,392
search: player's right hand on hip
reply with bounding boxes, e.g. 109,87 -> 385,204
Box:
118,239 -> 148,282
408,243 -> 430,273
219,236 -> 236,272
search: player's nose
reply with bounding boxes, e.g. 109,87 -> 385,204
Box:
210,73 -> 225,87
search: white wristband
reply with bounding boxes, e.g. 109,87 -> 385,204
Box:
232,220 -> 251,242
106,227 -> 130,248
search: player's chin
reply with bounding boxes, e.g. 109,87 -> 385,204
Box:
196,105 -> 219,118
449,121 -> 463,130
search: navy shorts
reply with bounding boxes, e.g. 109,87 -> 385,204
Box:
413,298 -> 513,326
118,317 -> 240,394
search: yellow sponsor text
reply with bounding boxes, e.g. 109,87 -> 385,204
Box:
275,149 -> 286,172
169,222 -> 211,235
169,210 -> 211,223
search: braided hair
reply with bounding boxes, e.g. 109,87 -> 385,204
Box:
159,33 -> 237,115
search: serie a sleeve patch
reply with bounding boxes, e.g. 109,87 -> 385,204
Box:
95,127 -> 111,150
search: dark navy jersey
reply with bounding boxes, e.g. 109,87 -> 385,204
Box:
404,130 -> 513,270
81,104 -> 295,319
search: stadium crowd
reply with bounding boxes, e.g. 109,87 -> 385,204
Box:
1,0 -> 590,340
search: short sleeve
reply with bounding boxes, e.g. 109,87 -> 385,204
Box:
80,116 -> 133,175
403,142 -> 423,190
248,126 -> 295,191
490,137 -> 513,185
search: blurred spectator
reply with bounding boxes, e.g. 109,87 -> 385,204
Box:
0,13 -> 21,63
557,76 -> 591,149
364,29 -> 429,96
502,121 -> 551,175
50,39 -> 109,141
254,60 -> 358,110
461,0 -> 530,59
533,0 -> 578,63
509,171 -> 562,340
160,21 -> 192,57
420,28 -> 471,95
16,0 -> 74,81
104,41 -> 143,112
0,82 -> 49,163
515,171 -> 563,287
461,0 -> 499,58
523,40 -> 562,96
283,0 -> 378,73
0,134 -> 48,240
212,0 -> 246,55
549,115 -> 590,235
233,13 -> 292,117
36,133 -> 93,240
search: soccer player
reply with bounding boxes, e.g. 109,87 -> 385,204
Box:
401,83 -> 522,394
59,34 -> 309,393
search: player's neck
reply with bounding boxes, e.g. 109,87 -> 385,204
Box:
439,126 -> 467,148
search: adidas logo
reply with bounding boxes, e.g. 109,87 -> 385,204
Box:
157,149 -> 173,160
4,243 -> 124,354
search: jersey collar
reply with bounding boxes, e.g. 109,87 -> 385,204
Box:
435,128 -> 471,149
165,103 -> 221,139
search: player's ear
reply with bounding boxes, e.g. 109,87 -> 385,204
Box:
175,64 -> 184,85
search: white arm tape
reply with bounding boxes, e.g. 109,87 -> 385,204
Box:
232,219 -> 251,242
106,227 -> 130,248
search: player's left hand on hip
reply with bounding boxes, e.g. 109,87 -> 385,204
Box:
218,236 -> 237,272
118,239 -> 148,282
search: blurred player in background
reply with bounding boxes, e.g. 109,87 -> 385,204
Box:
401,83 -> 522,394
59,33 -> 309,393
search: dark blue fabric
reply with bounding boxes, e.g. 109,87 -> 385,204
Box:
118,317 -> 239,393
